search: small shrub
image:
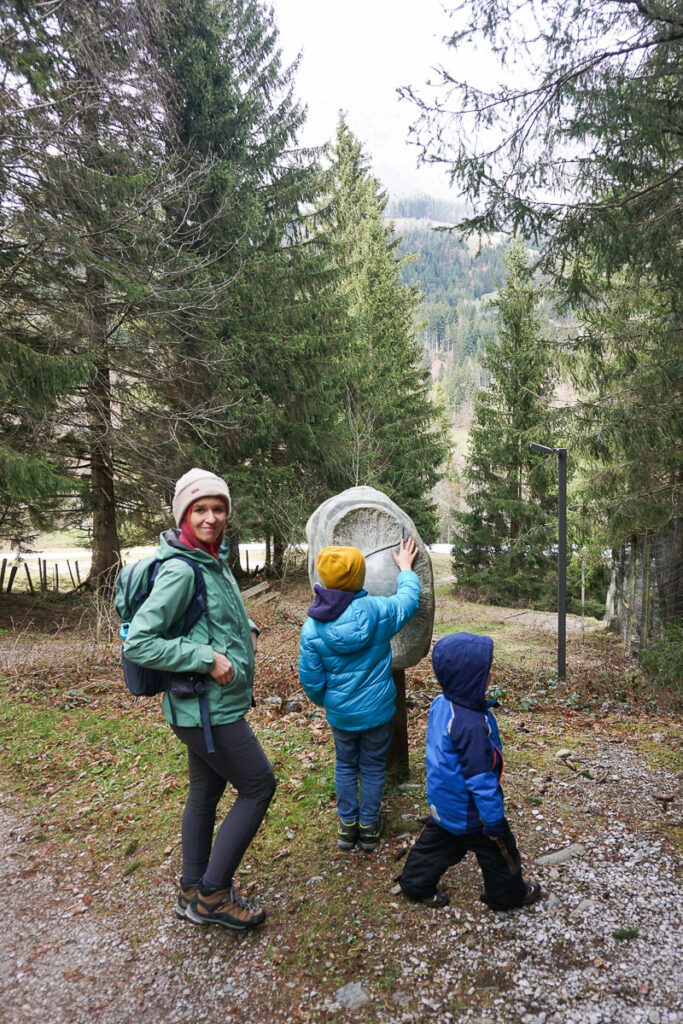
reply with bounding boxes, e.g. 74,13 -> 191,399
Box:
565,555 -> 609,619
639,625 -> 683,691
612,927 -> 639,941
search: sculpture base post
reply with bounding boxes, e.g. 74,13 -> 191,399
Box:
387,669 -> 409,779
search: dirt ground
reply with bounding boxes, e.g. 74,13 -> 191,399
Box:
0,577 -> 681,1024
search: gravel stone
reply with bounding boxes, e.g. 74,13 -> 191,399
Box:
334,980 -> 371,1009
536,843 -> 586,865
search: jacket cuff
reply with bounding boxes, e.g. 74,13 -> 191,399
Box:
482,820 -> 505,838
197,644 -> 216,673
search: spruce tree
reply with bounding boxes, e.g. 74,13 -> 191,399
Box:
155,0 -> 346,575
0,0 -> 338,582
405,0 -> 682,614
453,238 -> 559,605
321,117 -> 449,540
0,0 -> 230,581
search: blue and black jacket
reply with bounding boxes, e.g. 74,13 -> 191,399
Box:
425,632 -> 505,837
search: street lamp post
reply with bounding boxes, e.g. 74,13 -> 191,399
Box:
529,442 -> 567,682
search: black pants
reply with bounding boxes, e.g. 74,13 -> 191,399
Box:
398,818 -> 527,910
172,718 -> 276,890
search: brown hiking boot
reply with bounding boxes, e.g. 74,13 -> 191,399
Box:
186,885 -> 266,930
175,883 -> 198,921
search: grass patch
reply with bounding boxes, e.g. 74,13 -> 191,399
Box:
0,677 -> 188,869
613,927 -> 639,941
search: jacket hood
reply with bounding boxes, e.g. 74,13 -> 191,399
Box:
310,591 -> 373,652
158,528 -> 229,565
307,584 -> 357,622
432,632 -> 493,710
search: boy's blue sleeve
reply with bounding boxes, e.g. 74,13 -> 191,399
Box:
449,710 -> 505,836
371,570 -> 420,642
298,623 -> 326,706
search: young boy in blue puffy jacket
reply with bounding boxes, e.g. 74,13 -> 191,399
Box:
398,632 -> 541,910
299,539 -> 419,851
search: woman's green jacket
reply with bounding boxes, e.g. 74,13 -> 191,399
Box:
123,530 -> 257,728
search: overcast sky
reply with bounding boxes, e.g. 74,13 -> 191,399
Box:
270,0 -> 461,201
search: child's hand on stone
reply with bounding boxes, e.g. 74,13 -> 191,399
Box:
392,536 -> 418,572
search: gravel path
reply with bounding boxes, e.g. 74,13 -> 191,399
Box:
2,741 -> 681,1024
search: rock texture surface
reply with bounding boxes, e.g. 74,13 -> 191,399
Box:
305,486 -> 435,669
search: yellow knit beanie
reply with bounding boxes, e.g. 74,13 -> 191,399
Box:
316,546 -> 366,592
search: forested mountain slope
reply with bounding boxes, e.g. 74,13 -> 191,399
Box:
387,196 -> 566,416
387,197 -> 507,411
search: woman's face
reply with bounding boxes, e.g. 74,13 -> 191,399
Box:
189,497 -> 227,544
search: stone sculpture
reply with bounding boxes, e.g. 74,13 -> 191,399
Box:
306,486 -> 435,669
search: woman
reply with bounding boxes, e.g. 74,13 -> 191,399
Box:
124,468 -> 276,931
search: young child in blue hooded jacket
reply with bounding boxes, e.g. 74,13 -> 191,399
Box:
298,539 -> 419,851
398,632 -> 541,910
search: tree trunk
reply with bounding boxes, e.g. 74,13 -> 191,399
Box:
509,463 -> 521,542
273,532 -> 285,578
639,534 -> 652,648
226,522 -> 244,578
625,535 -> 639,654
606,545 -> 626,634
387,669 -> 409,778
86,269 -> 120,592
655,516 -> 682,629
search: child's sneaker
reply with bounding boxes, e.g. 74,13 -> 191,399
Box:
186,885 -> 266,930
175,883 -> 198,921
337,818 -> 359,850
358,820 -> 383,851
480,879 -> 542,911
420,890 -> 450,908
521,880 -> 541,906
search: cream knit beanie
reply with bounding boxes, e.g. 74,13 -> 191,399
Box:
172,468 -> 231,525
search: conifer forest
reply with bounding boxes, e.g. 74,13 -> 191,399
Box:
0,5 -> 681,1022
1,0 -> 681,668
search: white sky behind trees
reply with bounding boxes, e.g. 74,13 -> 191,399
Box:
270,0 -> 463,201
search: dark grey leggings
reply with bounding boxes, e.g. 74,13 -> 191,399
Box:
171,718 -> 276,890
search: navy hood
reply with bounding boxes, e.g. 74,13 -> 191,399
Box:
432,632 -> 494,710
307,584 -> 359,622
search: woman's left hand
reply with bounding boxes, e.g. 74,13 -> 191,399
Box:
251,629 -> 258,655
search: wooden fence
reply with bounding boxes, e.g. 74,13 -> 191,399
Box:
0,557 -> 84,595
0,546 -> 268,596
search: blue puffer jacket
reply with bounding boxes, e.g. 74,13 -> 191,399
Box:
426,632 -> 505,836
298,571 -> 420,731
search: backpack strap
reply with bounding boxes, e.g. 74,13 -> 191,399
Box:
194,682 -> 214,754
165,554 -> 215,754
169,555 -> 214,642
